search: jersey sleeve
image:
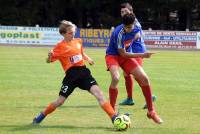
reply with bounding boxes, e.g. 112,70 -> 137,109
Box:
116,29 -> 125,49
76,38 -> 83,44
135,18 -> 142,28
50,43 -> 64,62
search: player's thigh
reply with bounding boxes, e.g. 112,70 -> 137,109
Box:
59,76 -> 77,98
105,55 -> 120,70
135,57 -> 143,66
120,58 -> 140,75
130,66 -> 149,84
78,70 -> 98,91
122,57 -> 143,78
109,65 -> 120,80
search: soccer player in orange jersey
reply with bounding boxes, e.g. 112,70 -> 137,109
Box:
32,20 -> 120,125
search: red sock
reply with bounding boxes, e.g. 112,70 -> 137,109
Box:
140,85 -> 154,111
124,75 -> 133,99
43,103 -> 56,116
101,102 -> 117,118
109,87 -> 118,109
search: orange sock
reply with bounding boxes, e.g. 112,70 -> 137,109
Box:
101,102 -> 116,118
43,103 -> 56,116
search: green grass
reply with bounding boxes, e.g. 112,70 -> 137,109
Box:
0,46 -> 200,134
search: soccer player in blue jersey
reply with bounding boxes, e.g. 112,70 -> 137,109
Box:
105,13 -> 163,124
118,2 -> 157,107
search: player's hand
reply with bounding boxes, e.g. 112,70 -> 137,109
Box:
143,52 -> 155,58
46,51 -> 52,63
46,58 -> 51,63
88,59 -> 94,65
48,51 -> 52,58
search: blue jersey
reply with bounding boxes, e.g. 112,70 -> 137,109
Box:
106,19 -> 146,55
127,26 -> 146,53
106,24 -> 124,55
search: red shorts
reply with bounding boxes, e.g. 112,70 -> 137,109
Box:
135,57 -> 143,66
105,55 -> 120,69
105,55 -> 140,75
119,57 -> 140,75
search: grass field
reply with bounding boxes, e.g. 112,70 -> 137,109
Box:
0,46 -> 200,134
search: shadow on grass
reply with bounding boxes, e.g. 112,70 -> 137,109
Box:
0,124 -> 114,132
15,104 -> 99,109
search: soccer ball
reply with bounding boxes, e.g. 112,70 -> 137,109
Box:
113,114 -> 131,131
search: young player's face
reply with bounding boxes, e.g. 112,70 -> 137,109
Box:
124,24 -> 134,33
121,8 -> 131,17
64,27 -> 76,40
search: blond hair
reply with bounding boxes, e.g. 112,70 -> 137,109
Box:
59,20 -> 76,35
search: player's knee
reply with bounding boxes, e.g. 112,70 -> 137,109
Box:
94,88 -> 104,98
141,75 -> 150,85
112,75 -> 120,83
55,99 -> 65,107
135,75 -> 150,86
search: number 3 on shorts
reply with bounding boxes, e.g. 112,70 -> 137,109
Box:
62,85 -> 68,93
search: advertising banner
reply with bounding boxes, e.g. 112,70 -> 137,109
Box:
0,26 -> 62,45
75,28 -> 111,47
0,26 -> 199,49
0,26 -> 111,47
144,31 -> 197,49
197,32 -> 200,49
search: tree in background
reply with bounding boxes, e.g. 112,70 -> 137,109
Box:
0,0 -> 199,30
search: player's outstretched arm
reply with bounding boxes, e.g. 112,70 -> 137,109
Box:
83,52 -> 94,65
118,48 -> 155,58
143,52 -> 155,58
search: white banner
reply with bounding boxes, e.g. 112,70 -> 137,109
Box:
197,32 -> 200,49
0,26 -> 63,45
0,26 -> 200,49
144,31 -> 197,49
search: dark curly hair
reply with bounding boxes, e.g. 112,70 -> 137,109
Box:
122,13 -> 136,25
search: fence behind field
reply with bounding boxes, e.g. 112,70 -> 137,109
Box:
0,26 -> 200,49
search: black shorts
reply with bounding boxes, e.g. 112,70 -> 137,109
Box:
59,66 -> 98,98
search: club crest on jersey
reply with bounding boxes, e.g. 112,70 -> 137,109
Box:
124,39 -> 133,49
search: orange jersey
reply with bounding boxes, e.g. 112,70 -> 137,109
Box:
50,38 -> 85,72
